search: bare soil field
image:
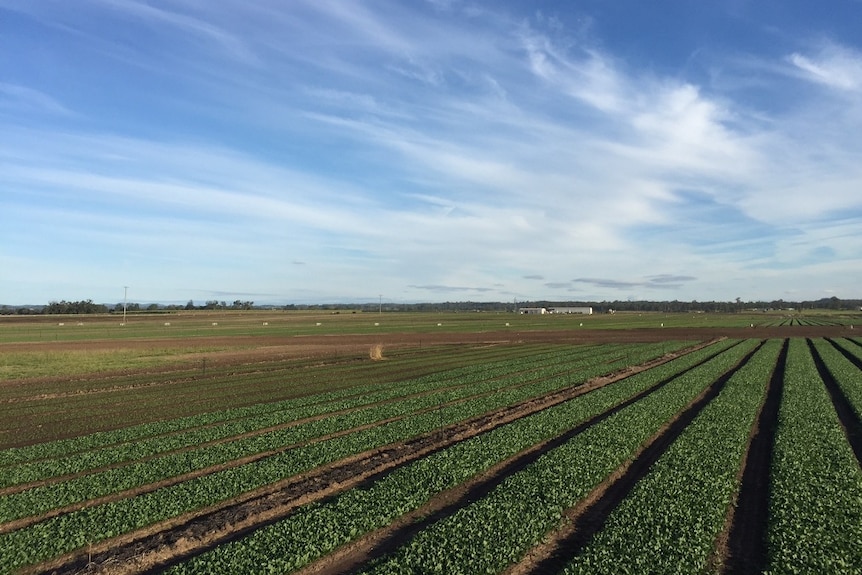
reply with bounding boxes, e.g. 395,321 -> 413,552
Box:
3,324 -> 852,356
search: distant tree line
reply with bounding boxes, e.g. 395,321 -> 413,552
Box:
282,297 -> 862,313
0,297 -> 859,316
44,299 -> 109,314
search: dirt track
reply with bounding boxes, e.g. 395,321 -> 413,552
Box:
4,325 -> 854,356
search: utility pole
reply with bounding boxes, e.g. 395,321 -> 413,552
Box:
379,294 -> 382,314
123,286 -> 128,325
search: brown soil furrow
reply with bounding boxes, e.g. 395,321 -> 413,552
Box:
0,380 -> 174,404
0,326 -> 851,357
504,340 -> 760,575
19,340 -> 720,575
715,339 -> 786,574
296,342 -> 730,575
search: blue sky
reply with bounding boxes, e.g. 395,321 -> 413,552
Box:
2,1 -> 861,305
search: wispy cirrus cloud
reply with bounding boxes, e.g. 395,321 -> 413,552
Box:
93,0 -> 258,63
408,284 -> 494,293
648,274 -> 698,285
0,83 -> 74,116
573,275 -> 697,291
788,43 -> 862,91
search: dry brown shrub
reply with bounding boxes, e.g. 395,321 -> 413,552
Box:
369,344 -> 384,360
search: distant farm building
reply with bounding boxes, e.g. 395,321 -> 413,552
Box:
518,306 -> 593,315
518,307 -> 548,314
549,307 -> 593,315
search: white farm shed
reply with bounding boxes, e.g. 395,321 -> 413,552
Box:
518,307 -> 548,314
549,307 -> 593,315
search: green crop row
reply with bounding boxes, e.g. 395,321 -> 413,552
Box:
765,338 -> 862,574
561,339 -> 781,574
828,337 -> 862,367
0,341 -> 692,572
355,340 -> 758,574
163,340 -> 738,574
810,338 -> 862,421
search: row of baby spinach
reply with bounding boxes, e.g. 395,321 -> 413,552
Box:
811,338 -> 862,422
0,343 -> 644,521
353,340 -> 758,575
561,339 -> 780,574
765,338 -> 862,574
0,343 -> 601,470
158,342 -> 740,574
0,342 -> 692,572
831,336 -> 862,365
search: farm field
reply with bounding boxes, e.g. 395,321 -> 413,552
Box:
0,312 -> 861,574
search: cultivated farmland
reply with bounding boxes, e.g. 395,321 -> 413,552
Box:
0,311 -> 860,574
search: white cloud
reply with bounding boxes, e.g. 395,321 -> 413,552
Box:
788,44 -> 862,91
519,28 -> 624,113
628,83 -> 748,171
